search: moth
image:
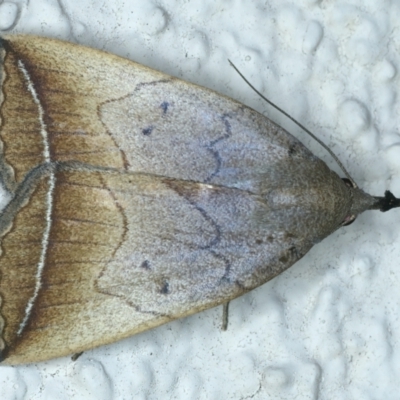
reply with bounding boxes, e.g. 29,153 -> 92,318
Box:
0,35 -> 398,365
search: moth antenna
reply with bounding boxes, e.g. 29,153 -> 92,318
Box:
228,60 -> 357,188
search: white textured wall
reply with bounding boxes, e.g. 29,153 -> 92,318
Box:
0,0 -> 400,399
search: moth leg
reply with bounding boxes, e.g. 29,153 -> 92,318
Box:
71,352 -> 84,362
222,302 -> 230,331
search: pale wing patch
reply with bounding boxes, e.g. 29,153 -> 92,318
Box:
97,175 -> 313,315
100,79 -> 318,196
99,79 -> 227,182
96,174 -> 227,314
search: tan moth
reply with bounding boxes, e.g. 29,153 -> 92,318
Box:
0,35 -> 398,365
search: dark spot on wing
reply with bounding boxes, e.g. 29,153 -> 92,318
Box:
159,280 -> 170,294
140,260 -> 151,269
160,101 -> 169,114
279,254 -> 289,263
288,143 -> 299,156
279,246 -> 298,263
142,126 -> 154,136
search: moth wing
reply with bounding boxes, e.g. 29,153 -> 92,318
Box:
1,169 -> 313,364
2,35 -> 330,195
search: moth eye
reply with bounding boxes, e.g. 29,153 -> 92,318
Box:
341,178 -> 356,225
341,214 -> 356,226
342,178 -> 355,188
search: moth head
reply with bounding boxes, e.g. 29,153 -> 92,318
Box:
341,178 -> 400,226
